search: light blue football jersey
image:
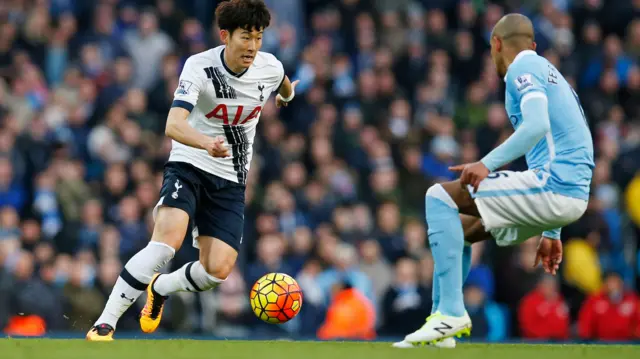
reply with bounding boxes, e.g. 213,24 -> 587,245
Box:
504,50 -> 594,200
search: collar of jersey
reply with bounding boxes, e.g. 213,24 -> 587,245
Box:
503,49 -> 537,82
220,48 -> 249,78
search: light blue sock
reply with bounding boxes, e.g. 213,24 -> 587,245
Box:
432,244 -> 472,314
426,185 -> 465,317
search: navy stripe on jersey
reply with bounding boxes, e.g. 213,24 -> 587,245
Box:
203,66 -> 237,99
203,67 -> 221,98
222,124 -> 250,184
213,67 -> 237,99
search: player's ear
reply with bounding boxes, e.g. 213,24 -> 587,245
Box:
495,37 -> 502,52
490,36 -> 499,52
531,41 -> 537,51
219,29 -> 229,44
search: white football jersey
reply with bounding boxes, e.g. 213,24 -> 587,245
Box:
170,45 -> 285,184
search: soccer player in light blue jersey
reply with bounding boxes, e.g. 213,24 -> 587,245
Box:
395,14 -> 594,348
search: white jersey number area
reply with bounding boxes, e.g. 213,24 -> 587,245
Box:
170,45 -> 285,184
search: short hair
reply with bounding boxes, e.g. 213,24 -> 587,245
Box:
215,0 -> 271,34
492,13 -> 535,47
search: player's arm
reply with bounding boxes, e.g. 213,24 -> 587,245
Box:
166,57 -> 229,157
278,75 -> 294,99
275,75 -> 299,108
480,73 -> 550,171
164,108 -> 225,155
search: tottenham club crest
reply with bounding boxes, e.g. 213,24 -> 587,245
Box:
258,82 -> 265,101
172,179 -> 182,199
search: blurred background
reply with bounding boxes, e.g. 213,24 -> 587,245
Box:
0,0 -> 639,342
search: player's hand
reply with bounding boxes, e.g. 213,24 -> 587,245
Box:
449,161 -> 490,193
276,80 -> 299,108
204,136 -> 230,158
534,236 -> 563,275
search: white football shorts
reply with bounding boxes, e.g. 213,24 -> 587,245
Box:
468,170 -> 588,247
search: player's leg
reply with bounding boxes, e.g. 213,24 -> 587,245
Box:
87,163 -> 196,341
141,176 -> 244,333
432,216 -> 484,348
87,208 -> 189,340
431,214 -> 484,314
151,237 -> 234,294
404,170 -> 588,345
394,215 -> 483,348
404,180 -> 479,344
406,169 -> 586,344
140,235 -> 234,333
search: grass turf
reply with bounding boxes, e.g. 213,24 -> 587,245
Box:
1,339 -> 639,359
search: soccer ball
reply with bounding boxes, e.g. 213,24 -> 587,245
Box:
250,272 -> 303,324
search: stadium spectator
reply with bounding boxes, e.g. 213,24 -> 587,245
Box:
316,279 -> 376,340
317,242 -> 374,306
496,238 -> 543,313
212,267 -> 253,337
465,242 -> 495,299
464,283 -> 508,342
123,8 -> 173,90
6,250 -> 64,333
62,258 -> 106,332
358,239 -> 393,304
518,275 -> 570,340
0,157 -> 26,211
578,272 -> 640,340
379,257 -> 430,336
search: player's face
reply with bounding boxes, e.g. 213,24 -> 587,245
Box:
490,36 -> 507,78
225,27 -> 264,69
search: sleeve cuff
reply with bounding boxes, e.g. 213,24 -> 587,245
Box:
171,100 -> 194,112
542,230 -> 561,240
480,158 -> 498,172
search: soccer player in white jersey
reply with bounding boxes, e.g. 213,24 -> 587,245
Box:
394,14 -> 594,348
87,0 -> 299,341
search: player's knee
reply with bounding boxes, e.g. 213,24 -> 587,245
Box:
431,181 -> 477,211
194,261 -> 225,291
200,253 -> 235,280
151,207 -> 189,250
150,221 -> 185,250
426,183 -> 458,209
197,236 -> 238,280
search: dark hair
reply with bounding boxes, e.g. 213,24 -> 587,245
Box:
215,0 -> 271,34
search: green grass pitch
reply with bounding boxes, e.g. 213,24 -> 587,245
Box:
1,339 -> 639,359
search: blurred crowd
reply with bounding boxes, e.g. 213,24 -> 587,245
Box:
0,0 -> 639,341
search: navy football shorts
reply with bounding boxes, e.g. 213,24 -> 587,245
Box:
154,161 -> 245,251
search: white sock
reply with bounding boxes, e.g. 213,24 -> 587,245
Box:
94,241 -> 175,328
153,261 -> 224,296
